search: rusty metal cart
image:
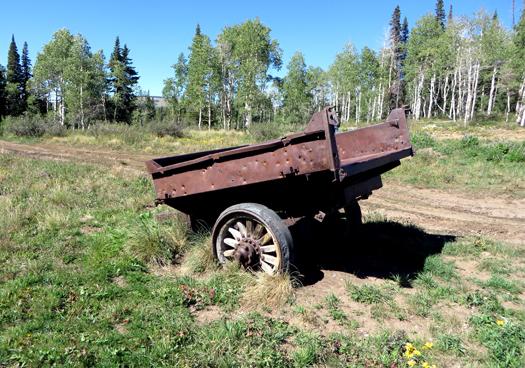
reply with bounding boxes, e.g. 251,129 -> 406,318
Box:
146,107 -> 413,275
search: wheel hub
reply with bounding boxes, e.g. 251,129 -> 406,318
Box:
234,238 -> 261,268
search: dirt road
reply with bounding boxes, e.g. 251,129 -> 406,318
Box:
2,139 -> 524,245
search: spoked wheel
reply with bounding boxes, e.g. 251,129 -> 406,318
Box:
212,203 -> 293,275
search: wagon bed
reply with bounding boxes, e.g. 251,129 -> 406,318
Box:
146,107 -> 413,274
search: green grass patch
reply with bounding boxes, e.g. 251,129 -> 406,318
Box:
347,283 -> 394,305
387,132 -> 525,196
469,314 -> 525,367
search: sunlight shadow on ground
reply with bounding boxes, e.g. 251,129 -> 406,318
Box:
290,217 -> 456,287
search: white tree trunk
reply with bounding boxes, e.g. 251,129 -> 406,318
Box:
487,66 -> 498,115
245,101 -> 252,128
428,74 -> 436,118
469,62 -> 480,121
505,89 -> 510,123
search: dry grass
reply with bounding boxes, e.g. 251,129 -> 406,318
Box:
241,272 -> 296,310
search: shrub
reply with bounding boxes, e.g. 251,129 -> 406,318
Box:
149,121 -> 185,138
6,115 -> 47,137
411,132 -> 437,149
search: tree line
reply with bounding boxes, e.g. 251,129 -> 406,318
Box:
0,30 -> 139,127
1,1 -> 525,128
162,1 -> 525,128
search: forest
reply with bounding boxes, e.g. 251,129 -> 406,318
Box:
0,0 -> 525,133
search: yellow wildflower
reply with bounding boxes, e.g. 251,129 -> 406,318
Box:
422,363 -> 430,368
407,360 -> 416,367
496,319 -> 505,326
423,342 -> 433,349
404,342 -> 416,359
413,349 -> 422,356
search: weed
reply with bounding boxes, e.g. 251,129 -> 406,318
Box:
478,258 -> 510,275
436,333 -> 466,356
325,294 -> 348,324
469,314 -> 525,367
347,283 -> 393,304
292,332 -> 323,367
482,275 -> 522,294
423,255 -> 458,281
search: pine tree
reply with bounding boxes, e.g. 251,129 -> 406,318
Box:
6,35 -> 23,116
399,16 -> 409,102
21,42 -> 31,112
436,0 -> 446,29
108,37 -> 139,123
389,6 -> 403,108
0,64 -> 6,120
448,4 -> 453,23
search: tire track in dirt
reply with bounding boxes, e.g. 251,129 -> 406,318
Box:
364,184 -> 525,244
0,139 -> 150,171
2,139 -> 524,244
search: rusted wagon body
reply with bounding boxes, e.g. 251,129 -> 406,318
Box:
146,107 -> 413,274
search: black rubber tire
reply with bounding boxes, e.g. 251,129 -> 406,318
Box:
211,203 -> 293,274
344,201 -> 362,227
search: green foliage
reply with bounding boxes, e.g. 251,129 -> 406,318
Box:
388,132 -> 525,195
148,121 -> 185,138
436,333 -> 465,356
186,25 -> 216,128
162,52 -> 187,122
217,19 -> 282,127
470,314 -> 525,367
347,283 -> 393,304
423,255 -> 458,281
0,64 -> 6,120
109,38 -> 139,124
325,294 -> 348,324
281,51 -> 312,124
3,114 -> 60,137
6,35 -> 24,116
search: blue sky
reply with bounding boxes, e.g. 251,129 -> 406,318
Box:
0,0 -> 521,96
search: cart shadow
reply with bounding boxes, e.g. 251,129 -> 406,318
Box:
290,218 -> 456,287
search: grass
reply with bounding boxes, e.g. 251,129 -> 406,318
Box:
347,283 -> 394,304
386,131 -> 525,197
325,294 -> 348,324
1,118 -> 525,366
2,116 -> 525,197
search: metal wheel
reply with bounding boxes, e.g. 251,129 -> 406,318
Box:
212,203 -> 292,275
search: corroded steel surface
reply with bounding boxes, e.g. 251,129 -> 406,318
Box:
146,107 -> 413,219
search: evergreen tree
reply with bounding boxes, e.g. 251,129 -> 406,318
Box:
21,42 -> 31,111
6,35 -> 23,116
448,4 -> 453,23
109,37 -> 139,123
401,16 -> 409,63
0,65 -> 6,120
436,0 -> 446,29
144,92 -> 156,121
389,5 -> 403,108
